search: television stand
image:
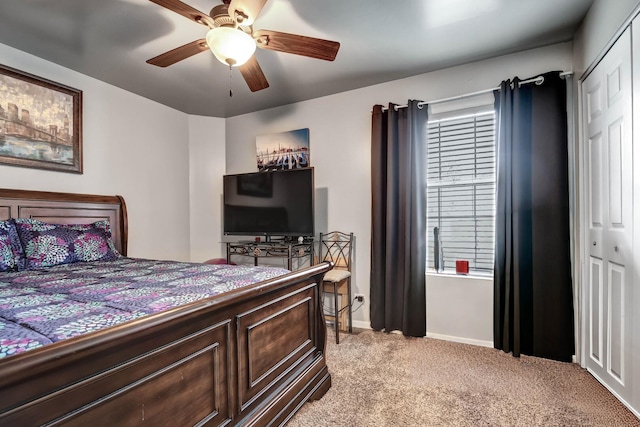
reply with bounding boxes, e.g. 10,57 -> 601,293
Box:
226,239 -> 314,271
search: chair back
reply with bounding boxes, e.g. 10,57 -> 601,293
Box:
319,231 -> 354,272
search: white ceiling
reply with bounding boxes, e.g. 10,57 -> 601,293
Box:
0,0 -> 593,117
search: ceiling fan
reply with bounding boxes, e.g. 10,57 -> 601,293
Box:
147,0 -> 340,92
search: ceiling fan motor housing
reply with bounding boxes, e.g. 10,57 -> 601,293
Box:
210,4 -> 253,36
210,5 -> 235,28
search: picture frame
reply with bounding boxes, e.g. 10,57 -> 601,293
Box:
0,64 -> 82,173
256,128 -> 310,171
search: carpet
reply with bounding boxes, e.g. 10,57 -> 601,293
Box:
289,329 -> 639,426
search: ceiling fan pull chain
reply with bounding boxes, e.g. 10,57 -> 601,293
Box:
229,64 -> 233,97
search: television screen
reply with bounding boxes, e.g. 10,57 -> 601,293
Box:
223,168 -> 314,237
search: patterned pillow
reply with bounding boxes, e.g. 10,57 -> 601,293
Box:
13,219 -> 121,270
0,219 -> 23,272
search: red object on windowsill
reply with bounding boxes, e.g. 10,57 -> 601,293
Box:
456,260 -> 469,274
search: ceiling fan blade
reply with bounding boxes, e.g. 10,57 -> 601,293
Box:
149,0 -> 214,27
147,39 -> 209,67
229,0 -> 268,26
239,55 -> 269,92
253,30 -> 340,61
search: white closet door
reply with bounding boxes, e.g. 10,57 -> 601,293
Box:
631,19 -> 640,415
582,27 -> 634,407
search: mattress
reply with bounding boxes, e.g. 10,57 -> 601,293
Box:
0,258 -> 289,358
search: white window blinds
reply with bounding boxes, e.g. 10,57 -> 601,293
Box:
427,111 -> 496,275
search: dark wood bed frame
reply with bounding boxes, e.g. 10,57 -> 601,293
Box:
0,188 -> 332,426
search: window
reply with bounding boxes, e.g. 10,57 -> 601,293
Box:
426,110 -> 496,275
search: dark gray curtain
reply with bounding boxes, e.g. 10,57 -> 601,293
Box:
493,71 -> 574,362
370,100 -> 427,337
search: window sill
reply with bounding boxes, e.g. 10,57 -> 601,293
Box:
426,269 -> 493,281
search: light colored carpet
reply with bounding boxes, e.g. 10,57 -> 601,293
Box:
289,329 -> 639,427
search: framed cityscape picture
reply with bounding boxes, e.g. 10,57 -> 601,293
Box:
0,64 -> 83,173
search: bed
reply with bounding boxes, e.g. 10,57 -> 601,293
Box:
0,188 -> 332,426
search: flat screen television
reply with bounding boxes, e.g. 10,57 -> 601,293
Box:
223,168 -> 314,238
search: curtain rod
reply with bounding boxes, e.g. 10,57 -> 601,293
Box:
380,71 -> 573,112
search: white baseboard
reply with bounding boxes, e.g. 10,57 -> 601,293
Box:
350,321 -> 493,348
352,320 -> 371,330
349,320 -> 407,334
588,369 -> 640,419
426,332 -> 493,348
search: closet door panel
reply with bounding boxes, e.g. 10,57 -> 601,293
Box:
586,86 -> 604,261
605,56 -> 633,269
607,262 -> 625,386
589,257 -> 603,367
582,26 -> 633,406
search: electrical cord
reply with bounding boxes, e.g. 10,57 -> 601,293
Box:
322,297 -> 365,316
351,299 -> 365,314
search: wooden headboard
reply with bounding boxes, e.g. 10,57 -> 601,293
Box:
0,188 -> 128,256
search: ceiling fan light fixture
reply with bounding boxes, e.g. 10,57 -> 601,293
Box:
206,27 -> 256,67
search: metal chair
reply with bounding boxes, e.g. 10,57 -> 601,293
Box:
319,231 -> 354,344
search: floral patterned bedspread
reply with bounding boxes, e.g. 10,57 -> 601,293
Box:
0,258 -> 289,359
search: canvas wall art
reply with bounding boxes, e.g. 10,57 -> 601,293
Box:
256,128 -> 309,171
0,64 -> 82,173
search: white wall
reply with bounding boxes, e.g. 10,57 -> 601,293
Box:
0,42 -> 218,262
0,37 -> 577,343
188,115 -> 226,262
226,42 -> 574,338
573,0 -> 640,75
426,274 -> 493,347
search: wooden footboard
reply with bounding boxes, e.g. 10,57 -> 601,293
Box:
0,263 -> 332,426
0,188 -> 332,426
